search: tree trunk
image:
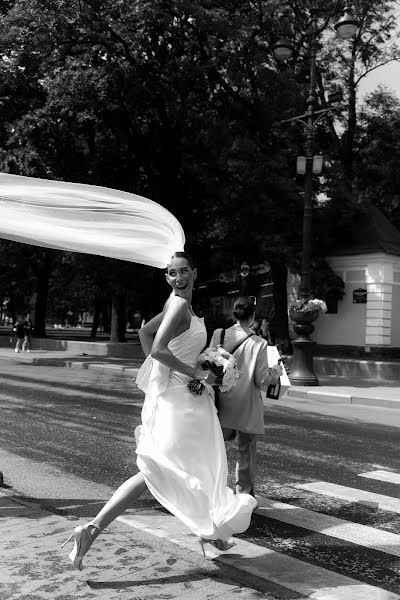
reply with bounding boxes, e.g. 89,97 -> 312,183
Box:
110,298 -> 118,342
117,293 -> 127,343
90,300 -> 101,338
8,296 -> 16,327
343,53 -> 357,194
271,261 -> 290,353
33,252 -> 52,337
101,301 -> 110,334
110,293 -> 126,342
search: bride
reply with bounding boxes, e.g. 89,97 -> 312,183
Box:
62,251 -> 257,570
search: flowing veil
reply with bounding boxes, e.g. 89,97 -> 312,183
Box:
0,174 -> 185,268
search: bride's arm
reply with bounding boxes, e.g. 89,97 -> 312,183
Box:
151,297 -> 206,380
138,312 -> 164,357
138,295 -> 173,357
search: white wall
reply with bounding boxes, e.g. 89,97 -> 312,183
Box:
392,279 -> 400,346
288,253 -> 400,347
313,283 -> 366,346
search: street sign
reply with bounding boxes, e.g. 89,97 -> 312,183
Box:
353,288 -> 367,303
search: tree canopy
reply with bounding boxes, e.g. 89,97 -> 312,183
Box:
0,0 -> 398,338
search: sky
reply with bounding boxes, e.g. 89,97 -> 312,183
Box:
358,6 -> 400,100
359,59 -> 400,100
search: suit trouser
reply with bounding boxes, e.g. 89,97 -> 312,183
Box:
222,428 -> 257,496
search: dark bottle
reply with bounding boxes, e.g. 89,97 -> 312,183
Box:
266,359 -> 282,399
266,380 -> 281,399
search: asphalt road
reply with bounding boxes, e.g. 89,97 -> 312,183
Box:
2,361 -> 400,594
1,360 -> 399,498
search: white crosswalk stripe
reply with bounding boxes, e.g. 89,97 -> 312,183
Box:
359,470 -> 400,485
296,481 -> 400,512
254,496 -> 400,557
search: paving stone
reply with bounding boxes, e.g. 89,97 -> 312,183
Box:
1,517 -> 66,542
0,505 -> 41,518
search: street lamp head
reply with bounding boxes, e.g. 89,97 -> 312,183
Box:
334,5 -> 360,39
272,38 -> 294,61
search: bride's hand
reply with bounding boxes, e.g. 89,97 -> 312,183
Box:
194,367 -> 217,386
204,371 -> 218,386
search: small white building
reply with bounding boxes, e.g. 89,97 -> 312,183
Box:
287,205 -> 400,351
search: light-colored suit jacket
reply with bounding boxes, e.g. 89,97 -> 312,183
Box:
210,327 -> 271,435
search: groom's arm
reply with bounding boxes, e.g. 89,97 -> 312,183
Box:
255,345 -> 282,389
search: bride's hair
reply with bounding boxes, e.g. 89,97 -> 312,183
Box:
168,251 -> 196,270
233,296 -> 256,321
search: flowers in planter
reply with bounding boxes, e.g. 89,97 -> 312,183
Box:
290,298 -> 327,315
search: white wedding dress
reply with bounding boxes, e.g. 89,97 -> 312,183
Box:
135,315 -> 257,540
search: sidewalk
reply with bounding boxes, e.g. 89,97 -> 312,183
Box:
285,376 -> 400,409
0,491 -> 277,600
0,347 -> 143,377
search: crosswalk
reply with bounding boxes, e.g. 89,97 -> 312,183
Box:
118,468 -> 400,599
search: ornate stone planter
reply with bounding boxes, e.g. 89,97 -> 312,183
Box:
289,308 -> 319,324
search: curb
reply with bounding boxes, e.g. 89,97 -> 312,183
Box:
286,387 -> 400,410
7,355 -> 141,377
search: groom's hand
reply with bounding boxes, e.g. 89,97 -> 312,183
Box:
271,364 -> 283,380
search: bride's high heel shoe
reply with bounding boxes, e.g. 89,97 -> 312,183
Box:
61,522 -> 102,570
197,537 -> 236,557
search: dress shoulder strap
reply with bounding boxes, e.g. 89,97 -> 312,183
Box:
220,329 -> 226,347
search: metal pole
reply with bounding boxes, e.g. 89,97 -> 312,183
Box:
300,16 -> 317,300
289,14 -> 319,386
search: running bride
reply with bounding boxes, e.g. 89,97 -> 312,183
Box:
62,251 -> 257,570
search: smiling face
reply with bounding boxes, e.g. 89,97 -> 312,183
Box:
165,256 -> 197,301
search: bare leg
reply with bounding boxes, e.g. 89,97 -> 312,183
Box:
89,472 -> 147,540
63,472 -> 148,569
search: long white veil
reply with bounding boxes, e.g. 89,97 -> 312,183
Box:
0,174 -> 185,268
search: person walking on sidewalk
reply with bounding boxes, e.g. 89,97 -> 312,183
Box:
62,252 -> 257,570
22,317 -> 32,352
13,317 -> 25,353
210,296 -> 282,497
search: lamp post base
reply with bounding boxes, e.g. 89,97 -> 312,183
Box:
290,338 -> 319,386
288,312 -> 319,386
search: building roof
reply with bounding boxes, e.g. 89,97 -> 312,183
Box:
331,204 -> 400,257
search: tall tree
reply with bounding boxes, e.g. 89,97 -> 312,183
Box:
355,87 -> 400,228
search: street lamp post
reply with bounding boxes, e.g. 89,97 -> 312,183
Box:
273,6 -> 359,385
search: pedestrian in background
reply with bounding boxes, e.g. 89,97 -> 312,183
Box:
210,296 -> 282,497
14,317 -> 25,353
23,317 -> 32,352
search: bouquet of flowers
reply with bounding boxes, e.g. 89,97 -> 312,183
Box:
187,346 -> 240,396
290,298 -> 327,315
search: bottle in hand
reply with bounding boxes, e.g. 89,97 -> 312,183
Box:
266,359 -> 282,399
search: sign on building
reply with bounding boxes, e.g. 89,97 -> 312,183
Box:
353,288 -> 367,304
